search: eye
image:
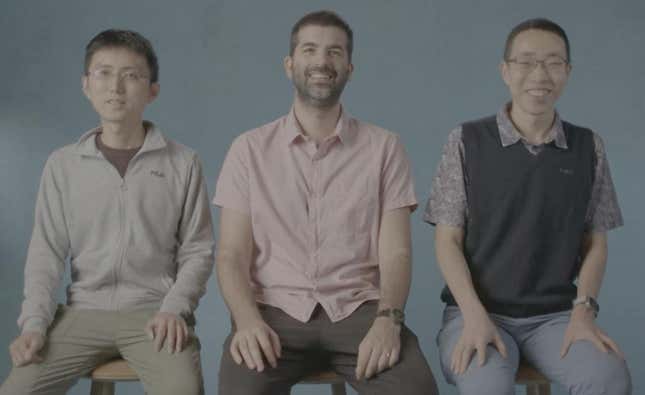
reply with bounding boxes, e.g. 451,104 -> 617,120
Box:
329,49 -> 343,57
545,57 -> 565,67
96,68 -> 113,78
122,71 -> 139,81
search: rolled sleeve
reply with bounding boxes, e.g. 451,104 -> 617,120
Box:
423,126 -> 467,227
160,154 -> 215,315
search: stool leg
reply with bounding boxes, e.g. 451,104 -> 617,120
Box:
331,382 -> 346,395
90,381 -> 115,395
526,383 -> 551,395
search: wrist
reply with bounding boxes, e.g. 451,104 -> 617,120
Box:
375,308 -> 405,325
572,295 -> 599,318
234,307 -> 264,328
571,304 -> 596,321
461,303 -> 489,324
21,317 -> 48,336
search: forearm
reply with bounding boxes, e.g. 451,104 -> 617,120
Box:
160,247 -> 214,315
576,232 -> 608,299
435,225 -> 486,319
21,250 -> 65,334
216,251 -> 262,326
161,155 -> 216,314
376,208 -> 414,310
378,250 -> 411,310
20,253 -> 63,333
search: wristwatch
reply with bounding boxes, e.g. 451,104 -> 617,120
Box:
572,296 -> 599,317
375,308 -> 405,325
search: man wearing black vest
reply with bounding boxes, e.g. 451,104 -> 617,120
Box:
424,18 -> 631,394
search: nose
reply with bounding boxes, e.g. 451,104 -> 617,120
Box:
529,61 -> 551,81
108,74 -> 126,93
312,50 -> 332,66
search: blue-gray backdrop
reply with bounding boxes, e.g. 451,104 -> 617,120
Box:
1,1 -> 643,394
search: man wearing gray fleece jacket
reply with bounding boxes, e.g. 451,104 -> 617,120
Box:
1,30 -> 214,395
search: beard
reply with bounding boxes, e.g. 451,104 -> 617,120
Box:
293,65 -> 349,108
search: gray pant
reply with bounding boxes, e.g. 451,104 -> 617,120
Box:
0,306 -> 204,395
437,306 -> 631,395
219,301 -> 438,395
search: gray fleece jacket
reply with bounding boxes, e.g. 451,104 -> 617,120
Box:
18,123 -> 215,335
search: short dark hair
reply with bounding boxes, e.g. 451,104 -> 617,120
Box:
290,10 -> 354,61
85,29 -> 159,83
504,18 -> 571,62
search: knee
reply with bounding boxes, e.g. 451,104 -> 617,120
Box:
568,357 -> 632,395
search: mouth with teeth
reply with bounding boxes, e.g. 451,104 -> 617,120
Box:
526,88 -> 552,97
106,99 -> 125,105
306,67 -> 337,84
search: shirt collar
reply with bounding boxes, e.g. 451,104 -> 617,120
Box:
283,105 -> 352,146
496,102 -> 568,149
74,121 -> 167,157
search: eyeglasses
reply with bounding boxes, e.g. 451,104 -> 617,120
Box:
506,56 -> 569,74
87,67 -> 150,83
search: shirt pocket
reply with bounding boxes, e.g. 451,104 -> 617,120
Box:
325,175 -> 378,234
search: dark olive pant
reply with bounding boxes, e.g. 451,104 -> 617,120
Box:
218,301 -> 438,395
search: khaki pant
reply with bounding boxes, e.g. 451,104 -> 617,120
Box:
1,306 -> 203,395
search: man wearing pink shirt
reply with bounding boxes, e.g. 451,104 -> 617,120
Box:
213,10 -> 437,395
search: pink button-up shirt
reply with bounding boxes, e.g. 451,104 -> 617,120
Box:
213,108 -> 416,322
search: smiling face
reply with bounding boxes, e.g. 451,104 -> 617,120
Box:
284,24 -> 353,108
82,46 -> 159,125
501,29 -> 571,121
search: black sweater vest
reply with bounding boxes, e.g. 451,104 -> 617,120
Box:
441,116 -> 595,317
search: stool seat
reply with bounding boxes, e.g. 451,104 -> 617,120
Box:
301,369 -> 345,384
89,357 -> 551,395
516,360 -> 551,395
90,359 -> 139,382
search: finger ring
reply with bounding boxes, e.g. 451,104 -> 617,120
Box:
385,352 -> 391,357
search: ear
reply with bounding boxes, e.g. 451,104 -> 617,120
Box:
283,55 -> 293,81
81,75 -> 90,99
347,62 -> 354,80
500,61 -> 511,87
147,82 -> 160,103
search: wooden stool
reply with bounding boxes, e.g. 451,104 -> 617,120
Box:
300,369 -> 346,394
89,357 -> 550,395
516,360 -> 551,395
89,358 -> 347,395
89,359 -> 139,395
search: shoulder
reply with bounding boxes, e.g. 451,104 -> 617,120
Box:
351,118 -> 403,150
461,115 -> 497,136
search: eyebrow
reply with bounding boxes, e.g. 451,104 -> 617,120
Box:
91,63 -> 142,71
299,42 -> 345,52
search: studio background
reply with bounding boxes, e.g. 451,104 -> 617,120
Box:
1,1 -> 643,394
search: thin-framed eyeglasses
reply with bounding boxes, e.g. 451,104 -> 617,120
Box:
87,67 -> 150,83
505,55 -> 569,74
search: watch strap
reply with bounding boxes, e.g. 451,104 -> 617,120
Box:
375,308 -> 405,324
572,296 -> 599,317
